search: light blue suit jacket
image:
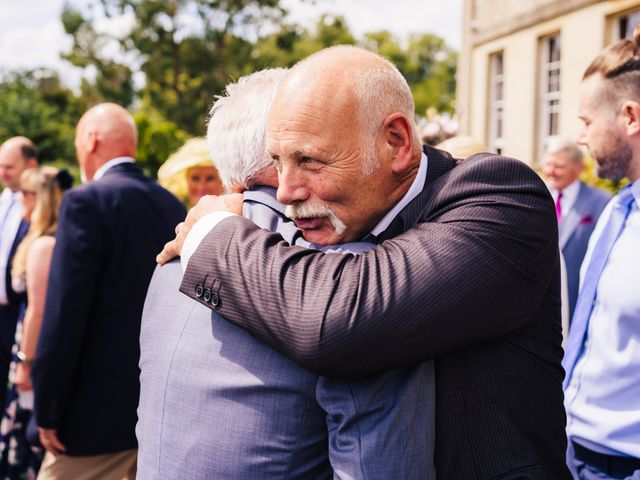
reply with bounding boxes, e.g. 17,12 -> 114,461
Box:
136,187 -> 435,479
559,182 -> 611,321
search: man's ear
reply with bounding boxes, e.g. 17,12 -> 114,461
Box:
381,113 -> 415,174
26,158 -> 38,169
87,131 -> 98,153
621,100 -> 640,137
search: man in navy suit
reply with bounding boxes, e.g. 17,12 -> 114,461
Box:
542,136 -> 611,321
0,137 -> 38,405
32,104 -> 186,479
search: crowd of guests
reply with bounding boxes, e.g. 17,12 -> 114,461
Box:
0,27 -> 637,480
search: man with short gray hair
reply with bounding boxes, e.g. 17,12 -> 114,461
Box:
542,135 -> 610,320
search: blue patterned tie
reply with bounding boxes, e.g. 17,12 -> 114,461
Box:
562,185 -> 636,389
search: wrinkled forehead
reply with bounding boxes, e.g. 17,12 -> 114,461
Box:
267,79 -> 358,154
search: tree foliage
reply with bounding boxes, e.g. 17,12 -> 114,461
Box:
0,70 -> 87,165
61,0 -> 287,134
134,105 -> 189,178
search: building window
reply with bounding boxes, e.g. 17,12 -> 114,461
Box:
539,34 -> 561,161
488,51 -> 504,154
613,9 -> 640,41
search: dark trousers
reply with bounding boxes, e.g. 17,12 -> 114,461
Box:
568,440 -> 640,480
0,343 -> 9,408
0,304 -> 19,407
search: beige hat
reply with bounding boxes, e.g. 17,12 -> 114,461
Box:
157,138 -> 215,203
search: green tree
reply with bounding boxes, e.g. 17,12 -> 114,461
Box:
61,0 -> 286,135
363,32 -> 457,116
134,106 -> 189,178
252,14 -> 356,71
0,69 -> 86,168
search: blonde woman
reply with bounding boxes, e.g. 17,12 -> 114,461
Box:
157,138 -> 225,207
0,166 -> 71,478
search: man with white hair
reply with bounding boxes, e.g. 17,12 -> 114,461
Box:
543,135 -> 610,320
138,68 -> 435,479
163,45 -> 571,479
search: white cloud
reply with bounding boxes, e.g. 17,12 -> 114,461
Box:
0,0 -> 85,88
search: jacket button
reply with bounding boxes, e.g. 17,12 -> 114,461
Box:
211,292 -> 220,307
203,289 -> 212,302
195,283 -> 204,298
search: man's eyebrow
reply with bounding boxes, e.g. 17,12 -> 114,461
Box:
291,145 -> 320,157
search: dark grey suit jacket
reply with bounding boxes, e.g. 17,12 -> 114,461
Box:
138,187 -> 435,479
181,147 -> 571,479
558,182 -> 611,320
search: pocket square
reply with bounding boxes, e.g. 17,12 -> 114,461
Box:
580,214 -> 595,225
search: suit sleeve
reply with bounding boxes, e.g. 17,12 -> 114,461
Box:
32,190 -> 103,428
180,156 -> 559,377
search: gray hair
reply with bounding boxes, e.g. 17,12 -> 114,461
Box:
545,135 -> 584,164
354,57 -> 419,175
206,68 -> 287,189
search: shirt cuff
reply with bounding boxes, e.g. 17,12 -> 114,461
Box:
180,211 -> 238,272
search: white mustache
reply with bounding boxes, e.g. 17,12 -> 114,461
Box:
285,202 -> 334,220
284,201 -> 346,235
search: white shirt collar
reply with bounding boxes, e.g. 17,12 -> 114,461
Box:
370,151 -> 428,237
93,156 -> 135,181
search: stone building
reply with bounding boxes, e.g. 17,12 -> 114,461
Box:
456,0 -> 640,165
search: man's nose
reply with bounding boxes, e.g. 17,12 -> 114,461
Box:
276,165 -> 309,205
576,128 -> 587,146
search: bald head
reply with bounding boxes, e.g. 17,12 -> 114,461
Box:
273,46 -> 421,174
0,136 -> 39,191
75,103 -> 137,181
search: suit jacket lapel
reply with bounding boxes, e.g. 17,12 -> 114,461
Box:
558,182 -> 584,249
377,145 -> 456,243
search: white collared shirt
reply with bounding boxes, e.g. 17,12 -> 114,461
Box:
549,179 -> 580,222
0,188 -> 25,305
564,180 -> 640,457
93,156 -> 135,181
181,152 -> 429,271
370,151 -> 428,236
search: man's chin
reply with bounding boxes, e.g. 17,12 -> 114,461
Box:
300,228 -> 343,246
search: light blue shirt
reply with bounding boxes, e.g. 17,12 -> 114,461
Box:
565,180 -> 640,457
0,188 -> 24,305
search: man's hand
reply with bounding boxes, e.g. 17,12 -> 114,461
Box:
156,193 -> 243,265
39,428 -> 66,456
